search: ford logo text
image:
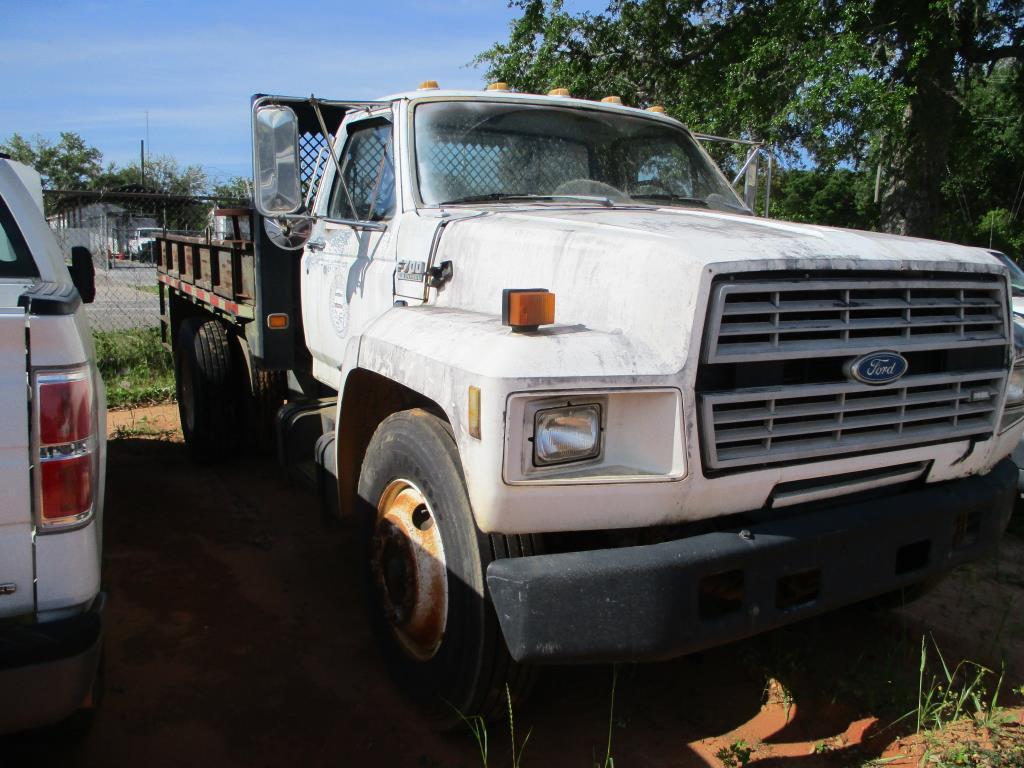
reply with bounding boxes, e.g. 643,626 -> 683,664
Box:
846,351 -> 909,385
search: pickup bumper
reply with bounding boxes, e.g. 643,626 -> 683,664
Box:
0,593 -> 104,734
487,460 -> 1017,664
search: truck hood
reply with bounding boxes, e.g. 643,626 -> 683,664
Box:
428,205 -> 1006,375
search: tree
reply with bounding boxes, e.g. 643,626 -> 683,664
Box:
0,132 -> 103,189
477,0 -> 1023,238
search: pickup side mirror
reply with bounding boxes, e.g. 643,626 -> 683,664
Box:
253,104 -> 303,216
69,246 -> 95,304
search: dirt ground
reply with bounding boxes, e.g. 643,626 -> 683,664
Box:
4,403 -> 1023,767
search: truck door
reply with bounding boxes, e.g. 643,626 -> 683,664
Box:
0,303 -> 34,618
303,115 -> 399,375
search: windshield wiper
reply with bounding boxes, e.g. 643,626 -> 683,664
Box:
628,193 -> 710,208
439,193 -> 613,207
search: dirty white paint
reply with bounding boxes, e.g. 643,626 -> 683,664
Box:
298,93 -> 1024,533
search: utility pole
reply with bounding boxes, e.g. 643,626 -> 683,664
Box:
140,139 -> 145,188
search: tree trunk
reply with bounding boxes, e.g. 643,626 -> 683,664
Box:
880,4 -> 961,238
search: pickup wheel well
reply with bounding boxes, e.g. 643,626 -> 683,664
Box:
336,369 -> 448,518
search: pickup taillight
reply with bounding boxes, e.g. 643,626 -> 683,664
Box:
34,367 -> 96,530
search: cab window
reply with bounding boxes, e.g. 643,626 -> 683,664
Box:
0,196 -> 38,278
328,119 -> 395,221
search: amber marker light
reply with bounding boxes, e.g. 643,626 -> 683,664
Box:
266,313 -> 289,329
468,386 -> 481,439
646,105 -> 667,113
502,289 -> 555,332
601,95 -> 623,104
548,88 -> 571,97
486,82 -> 510,91
418,80 -> 439,89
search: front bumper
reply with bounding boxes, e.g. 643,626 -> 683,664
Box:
487,460 -> 1016,664
0,593 -> 104,734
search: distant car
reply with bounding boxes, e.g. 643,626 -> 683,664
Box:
0,155 -> 106,734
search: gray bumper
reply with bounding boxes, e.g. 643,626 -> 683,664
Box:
487,461 -> 1017,664
0,593 -> 104,734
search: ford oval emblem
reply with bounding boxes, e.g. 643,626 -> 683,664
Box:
846,351 -> 909,385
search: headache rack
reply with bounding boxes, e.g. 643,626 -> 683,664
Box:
696,273 -> 1011,472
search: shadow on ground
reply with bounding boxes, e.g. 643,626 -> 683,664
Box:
4,423 -> 1023,767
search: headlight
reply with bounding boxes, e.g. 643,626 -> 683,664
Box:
533,404 -> 602,466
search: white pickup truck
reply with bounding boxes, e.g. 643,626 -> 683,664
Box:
157,85 -> 1022,726
0,156 -> 106,734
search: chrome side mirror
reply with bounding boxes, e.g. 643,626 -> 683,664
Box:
253,104 -> 302,216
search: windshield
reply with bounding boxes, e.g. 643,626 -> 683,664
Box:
413,101 -> 747,213
996,253 -> 1024,296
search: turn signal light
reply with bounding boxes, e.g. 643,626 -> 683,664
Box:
502,289 -> 555,332
267,313 -> 289,329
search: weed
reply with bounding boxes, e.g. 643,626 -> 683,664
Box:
715,739 -> 752,767
813,741 -> 832,754
92,328 -> 175,408
594,665 -> 618,768
456,710 -> 489,768
506,684 -> 532,768
907,635 -> 1009,734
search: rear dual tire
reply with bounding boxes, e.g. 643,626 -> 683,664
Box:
175,318 -> 286,461
357,409 -> 536,727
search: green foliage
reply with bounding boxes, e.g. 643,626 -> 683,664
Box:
93,154 -> 208,196
1,131 -> 244,204
92,328 -> 175,409
768,168 -> 876,230
0,132 -> 102,189
908,635 -> 1011,735
714,739 -> 752,767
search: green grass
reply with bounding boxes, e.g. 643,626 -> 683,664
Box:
92,327 -> 175,409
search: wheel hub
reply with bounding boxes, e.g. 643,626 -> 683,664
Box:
372,479 -> 448,660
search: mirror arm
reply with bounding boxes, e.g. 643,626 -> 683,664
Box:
310,95 -> 361,222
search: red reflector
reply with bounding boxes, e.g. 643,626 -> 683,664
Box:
39,377 -> 91,444
41,455 -> 92,520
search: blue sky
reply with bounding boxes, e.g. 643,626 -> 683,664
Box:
0,0 -> 604,183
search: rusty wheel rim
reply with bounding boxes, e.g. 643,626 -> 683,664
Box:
372,479 -> 448,661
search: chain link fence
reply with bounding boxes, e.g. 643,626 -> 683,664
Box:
44,189 -> 247,332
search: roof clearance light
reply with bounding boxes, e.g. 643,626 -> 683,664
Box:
601,96 -> 623,104
486,82 -> 510,91
502,289 -> 555,332
548,88 -> 571,97
418,80 -> 440,90
646,105 -> 667,113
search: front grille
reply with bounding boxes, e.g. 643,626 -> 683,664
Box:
706,279 -> 1006,363
699,274 -> 1010,471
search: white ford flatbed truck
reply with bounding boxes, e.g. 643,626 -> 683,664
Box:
0,156 -> 106,735
156,86 -> 1022,725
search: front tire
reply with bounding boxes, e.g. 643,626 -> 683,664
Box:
356,409 -> 536,727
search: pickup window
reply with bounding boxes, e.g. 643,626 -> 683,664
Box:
328,119 -> 395,222
0,197 -> 38,278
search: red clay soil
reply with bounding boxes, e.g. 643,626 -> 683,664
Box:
3,403 -> 1022,767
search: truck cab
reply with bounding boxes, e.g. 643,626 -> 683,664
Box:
162,86 -> 1022,726
0,156 -> 106,735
